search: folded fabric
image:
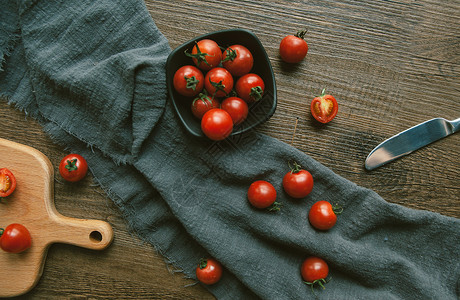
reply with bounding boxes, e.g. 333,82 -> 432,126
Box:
1,0 -> 459,299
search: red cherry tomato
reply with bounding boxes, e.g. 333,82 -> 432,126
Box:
279,30 -> 308,63
0,168 -> 17,198
301,257 -> 329,283
186,39 -> 222,71
0,223 -> 32,253
191,92 -> 220,119
205,67 -> 234,98
59,154 -> 88,182
282,162 -> 314,199
222,44 -> 254,77
235,73 -> 265,103
309,201 -> 342,230
173,65 -> 204,97
247,180 -> 278,209
220,97 -> 248,125
196,258 -> 223,285
310,89 -> 338,124
201,108 -> 233,141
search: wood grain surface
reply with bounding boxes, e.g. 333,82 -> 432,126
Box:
1,0 -> 458,298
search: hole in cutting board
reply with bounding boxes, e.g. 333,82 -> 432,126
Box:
90,230 -> 103,243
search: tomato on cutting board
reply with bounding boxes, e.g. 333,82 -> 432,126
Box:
310,89 -> 338,124
59,154 -> 88,182
0,168 -> 17,198
0,223 -> 32,253
196,258 -> 223,285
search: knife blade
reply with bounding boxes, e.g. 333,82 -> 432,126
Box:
365,117 -> 460,170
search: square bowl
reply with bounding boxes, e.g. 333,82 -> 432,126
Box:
165,28 -> 277,138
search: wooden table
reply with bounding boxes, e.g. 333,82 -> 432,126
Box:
1,0 -> 458,298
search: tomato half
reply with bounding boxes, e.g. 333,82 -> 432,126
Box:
282,162 -> 313,199
205,67 -> 234,98
222,44 -> 254,77
201,108 -> 233,141
0,168 -> 17,198
191,92 -> 220,119
220,97 -> 248,125
309,201 -> 342,230
235,73 -> 265,103
247,180 -> 279,210
301,256 -> 329,283
279,30 -> 308,63
196,258 -> 223,285
59,154 -> 88,182
173,65 -> 204,97
186,39 -> 222,71
0,223 -> 32,253
310,89 -> 338,124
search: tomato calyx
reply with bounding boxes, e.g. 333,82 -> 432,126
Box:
304,277 -> 331,296
208,77 -> 227,97
267,201 -> 282,212
0,228 -> 4,237
192,92 -> 213,107
185,42 -> 212,67
295,29 -> 308,39
185,75 -> 200,91
332,202 -> 343,215
249,86 -> 263,102
199,258 -> 208,269
221,47 -> 237,62
288,161 -> 303,174
65,158 -> 79,172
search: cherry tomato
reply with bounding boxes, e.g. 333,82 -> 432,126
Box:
301,256 -> 329,284
186,39 -> 222,71
282,162 -> 313,199
59,154 -> 88,182
191,92 -> 220,119
173,65 -> 204,97
247,180 -> 278,209
0,223 -> 32,253
205,67 -> 234,98
0,168 -> 17,198
279,30 -> 308,63
309,201 -> 342,230
220,97 -> 248,125
222,44 -> 254,77
196,258 -> 223,285
201,108 -> 233,141
235,73 -> 264,103
310,89 -> 338,124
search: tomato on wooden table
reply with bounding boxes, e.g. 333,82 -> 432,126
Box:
222,44 -> 254,76
173,65 -> 204,97
309,201 -> 342,230
220,97 -> 248,125
0,223 -> 32,253
279,29 -> 308,63
191,92 -> 220,119
235,73 -> 265,103
205,67 -> 234,98
196,258 -> 223,285
201,108 -> 233,141
310,89 -> 338,123
282,162 -> 313,199
0,168 -> 16,198
247,180 -> 280,210
59,153 -> 88,182
186,39 -> 222,71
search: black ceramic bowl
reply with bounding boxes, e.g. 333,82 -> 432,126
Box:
165,29 -> 277,138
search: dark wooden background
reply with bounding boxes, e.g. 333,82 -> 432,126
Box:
1,0 -> 458,298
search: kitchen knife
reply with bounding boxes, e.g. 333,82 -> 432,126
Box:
365,117 -> 460,170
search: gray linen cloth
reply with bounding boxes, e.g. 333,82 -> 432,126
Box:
1,0 -> 459,299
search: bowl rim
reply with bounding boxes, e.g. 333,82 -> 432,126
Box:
166,28 -> 277,138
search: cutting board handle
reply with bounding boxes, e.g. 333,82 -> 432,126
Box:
49,214 -> 114,250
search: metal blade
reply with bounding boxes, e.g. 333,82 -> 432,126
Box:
365,118 -> 457,170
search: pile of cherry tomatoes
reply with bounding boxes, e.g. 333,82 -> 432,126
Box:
0,154 -> 88,255
173,39 -> 266,141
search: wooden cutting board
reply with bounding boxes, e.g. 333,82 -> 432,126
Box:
0,138 -> 113,297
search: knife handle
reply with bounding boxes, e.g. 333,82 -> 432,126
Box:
450,117 -> 460,133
